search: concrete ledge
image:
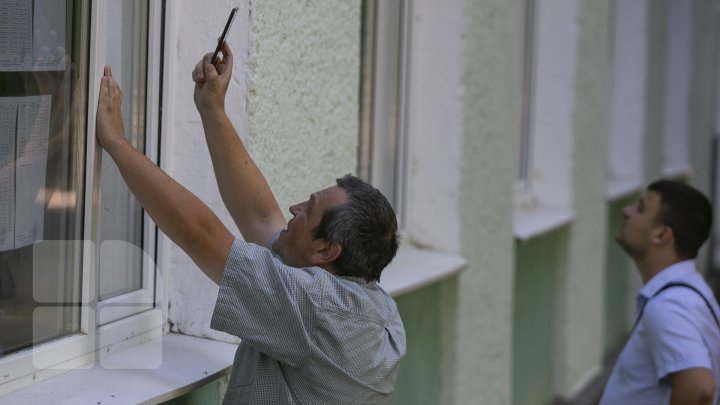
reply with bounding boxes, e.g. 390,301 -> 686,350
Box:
1,247 -> 465,404
514,205 -> 575,242
606,177 -> 643,201
379,244 -> 466,297
1,333 -> 237,405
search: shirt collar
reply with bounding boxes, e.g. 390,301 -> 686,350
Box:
339,275 -> 377,287
637,260 -> 695,300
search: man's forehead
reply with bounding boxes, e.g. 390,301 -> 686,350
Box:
643,190 -> 661,200
314,185 -> 348,205
641,190 -> 662,207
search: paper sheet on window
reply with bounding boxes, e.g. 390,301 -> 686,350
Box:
0,96 -> 52,251
0,0 -> 32,70
0,0 -> 67,71
15,95 -> 51,249
0,98 -> 16,251
33,0 -> 67,71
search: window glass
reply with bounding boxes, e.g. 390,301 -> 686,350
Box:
607,0 -> 647,188
0,0 -> 88,355
517,0 -> 536,187
359,0 -> 409,223
661,0 -> 691,176
97,0 -> 148,300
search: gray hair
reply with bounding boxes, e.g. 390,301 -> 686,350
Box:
312,174 -> 400,282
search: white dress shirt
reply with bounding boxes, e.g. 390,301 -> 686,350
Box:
600,260 -> 720,405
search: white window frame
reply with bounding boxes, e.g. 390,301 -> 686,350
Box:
359,0 -> 411,228
513,0 -> 578,241
0,0 -> 163,395
95,0 -> 160,327
358,0 -> 467,291
606,0 -> 649,200
516,0 -> 537,197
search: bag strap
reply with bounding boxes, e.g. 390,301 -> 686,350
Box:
633,282 -> 720,331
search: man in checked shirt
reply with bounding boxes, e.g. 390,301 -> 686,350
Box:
95,41 -> 406,404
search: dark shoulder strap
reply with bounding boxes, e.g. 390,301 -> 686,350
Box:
633,282 -> 720,331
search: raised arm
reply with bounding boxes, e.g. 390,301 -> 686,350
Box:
96,66 -> 233,284
192,41 -> 286,246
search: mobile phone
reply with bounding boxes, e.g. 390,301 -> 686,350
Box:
210,7 -> 239,65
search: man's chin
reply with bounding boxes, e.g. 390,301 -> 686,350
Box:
615,236 -> 637,256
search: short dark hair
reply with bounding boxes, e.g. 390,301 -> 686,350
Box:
648,180 -> 713,259
312,174 -> 400,282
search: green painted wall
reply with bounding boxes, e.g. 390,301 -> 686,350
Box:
161,379 -> 223,405
513,232 -> 564,405
389,282 -> 447,405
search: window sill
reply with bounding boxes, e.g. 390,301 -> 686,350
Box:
379,244 -> 467,297
606,177 -> 643,201
514,204 -> 575,242
661,164 -> 692,181
2,248 -> 466,404
1,333 -> 237,405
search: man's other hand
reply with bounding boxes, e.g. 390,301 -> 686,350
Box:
192,40 -> 233,113
96,65 -> 127,153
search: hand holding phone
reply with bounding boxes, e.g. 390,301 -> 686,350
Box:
211,7 -> 239,65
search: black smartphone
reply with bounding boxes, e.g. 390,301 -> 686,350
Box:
211,7 -> 239,65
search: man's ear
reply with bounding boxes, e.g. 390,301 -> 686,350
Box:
312,242 -> 342,265
652,225 -> 674,247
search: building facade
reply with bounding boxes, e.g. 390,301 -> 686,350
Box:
1,0 -> 719,404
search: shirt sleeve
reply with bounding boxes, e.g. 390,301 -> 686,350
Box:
210,238 -> 322,367
641,292 -> 713,384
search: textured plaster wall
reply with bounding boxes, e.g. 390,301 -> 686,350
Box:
555,0 -> 611,396
249,1 -> 359,212
162,0 -> 252,342
162,0 -> 360,340
458,0 -> 519,403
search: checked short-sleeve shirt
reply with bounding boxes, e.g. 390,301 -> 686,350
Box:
210,235 -> 406,405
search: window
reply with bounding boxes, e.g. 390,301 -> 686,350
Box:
607,0 -> 648,199
517,0 -> 537,191
359,0 -> 411,225
513,0 -> 578,240
97,0 -> 154,325
0,0 -> 87,359
661,0 -> 692,178
0,0 -> 162,393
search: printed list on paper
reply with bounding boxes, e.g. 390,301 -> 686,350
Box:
0,0 -> 67,71
0,95 -> 51,251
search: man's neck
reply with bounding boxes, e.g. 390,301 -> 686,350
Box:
633,252 -> 684,284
